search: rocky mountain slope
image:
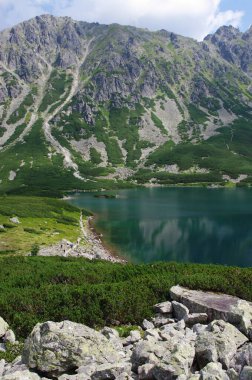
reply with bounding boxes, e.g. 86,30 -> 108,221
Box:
0,285 -> 252,379
1,15 -> 252,193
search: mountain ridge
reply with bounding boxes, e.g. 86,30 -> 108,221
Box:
0,15 -> 252,195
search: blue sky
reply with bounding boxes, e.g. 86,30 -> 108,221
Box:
220,0 -> 251,31
0,0 -> 251,40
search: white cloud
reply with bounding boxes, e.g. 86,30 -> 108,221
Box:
0,0 -> 244,40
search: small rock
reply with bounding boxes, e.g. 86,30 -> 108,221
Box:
144,329 -> 161,341
131,340 -> 164,372
195,320 -> 248,370
4,330 -> 16,344
116,372 -> 135,380
200,362 -> 229,380
9,217 -> 20,225
91,362 -> 132,380
0,359 -> 5,377
138,363 -> 155,379
172,301 -> 189,320
195,332 -> 219,369
240,366 -> 252,380
227,368 -> 239,380
2,370 -> 41,380
193,324 -> 208,335
153,301 -> 173,315
123,330 -> 142,346
0,343 -> 6,352
142,319 -> 154,331
0,317 -> 9,338
185,313 -> 208,326
160,320 -> 185,333
152,315 -> 174,327
230,343 -> 252,374
100,326 -> 119,340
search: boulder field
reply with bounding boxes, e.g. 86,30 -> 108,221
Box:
0,286 -> 252,380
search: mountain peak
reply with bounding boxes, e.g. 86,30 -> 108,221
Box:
204,25 -> 241,42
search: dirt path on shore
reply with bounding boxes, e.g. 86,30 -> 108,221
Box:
38,211 -> 125,263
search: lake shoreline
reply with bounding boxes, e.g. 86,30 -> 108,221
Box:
38,210 -> 126,263
63,181 -> 252,196
86,215 -> 127,263
66,188 -> 252,267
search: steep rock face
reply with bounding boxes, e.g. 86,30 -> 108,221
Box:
205,25 -> 252,77
0,15 -> 93,81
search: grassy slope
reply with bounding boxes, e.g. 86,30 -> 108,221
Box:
0,118 -> 132,196
144,118 -> 252,184
0,257 -> 251,338
0,196 -> 81,254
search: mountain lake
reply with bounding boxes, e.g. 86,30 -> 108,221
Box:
68,188 -> 252,267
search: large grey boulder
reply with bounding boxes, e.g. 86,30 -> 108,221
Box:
22,321 -> 122,377
195,320 -> 248,369
200,362 -> 229,380
170,286 -> 252,338
0,317 -> 9,338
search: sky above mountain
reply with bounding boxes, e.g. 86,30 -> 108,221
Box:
0,0 -> 251,40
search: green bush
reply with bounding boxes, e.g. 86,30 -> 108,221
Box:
31,244 -> 40,256
3,222 -> 16,229
0,342 -> 24,363
24,228 -> 42,235
0,257 -> 251,339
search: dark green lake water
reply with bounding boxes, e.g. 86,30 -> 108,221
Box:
68,188 -> 252,267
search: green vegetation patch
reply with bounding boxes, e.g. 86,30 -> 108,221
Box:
0,196 -> 81,254
7,89 -> 36,125
151,112 -> 168,135
39,69 -> 72,113
147,118 -> 252,178
0,257 -> 251,339
188,104 -> 209,124
109,104 -> 145,166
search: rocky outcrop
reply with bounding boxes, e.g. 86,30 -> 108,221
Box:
1,287 -> 252,379
170,285 -> 252,338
